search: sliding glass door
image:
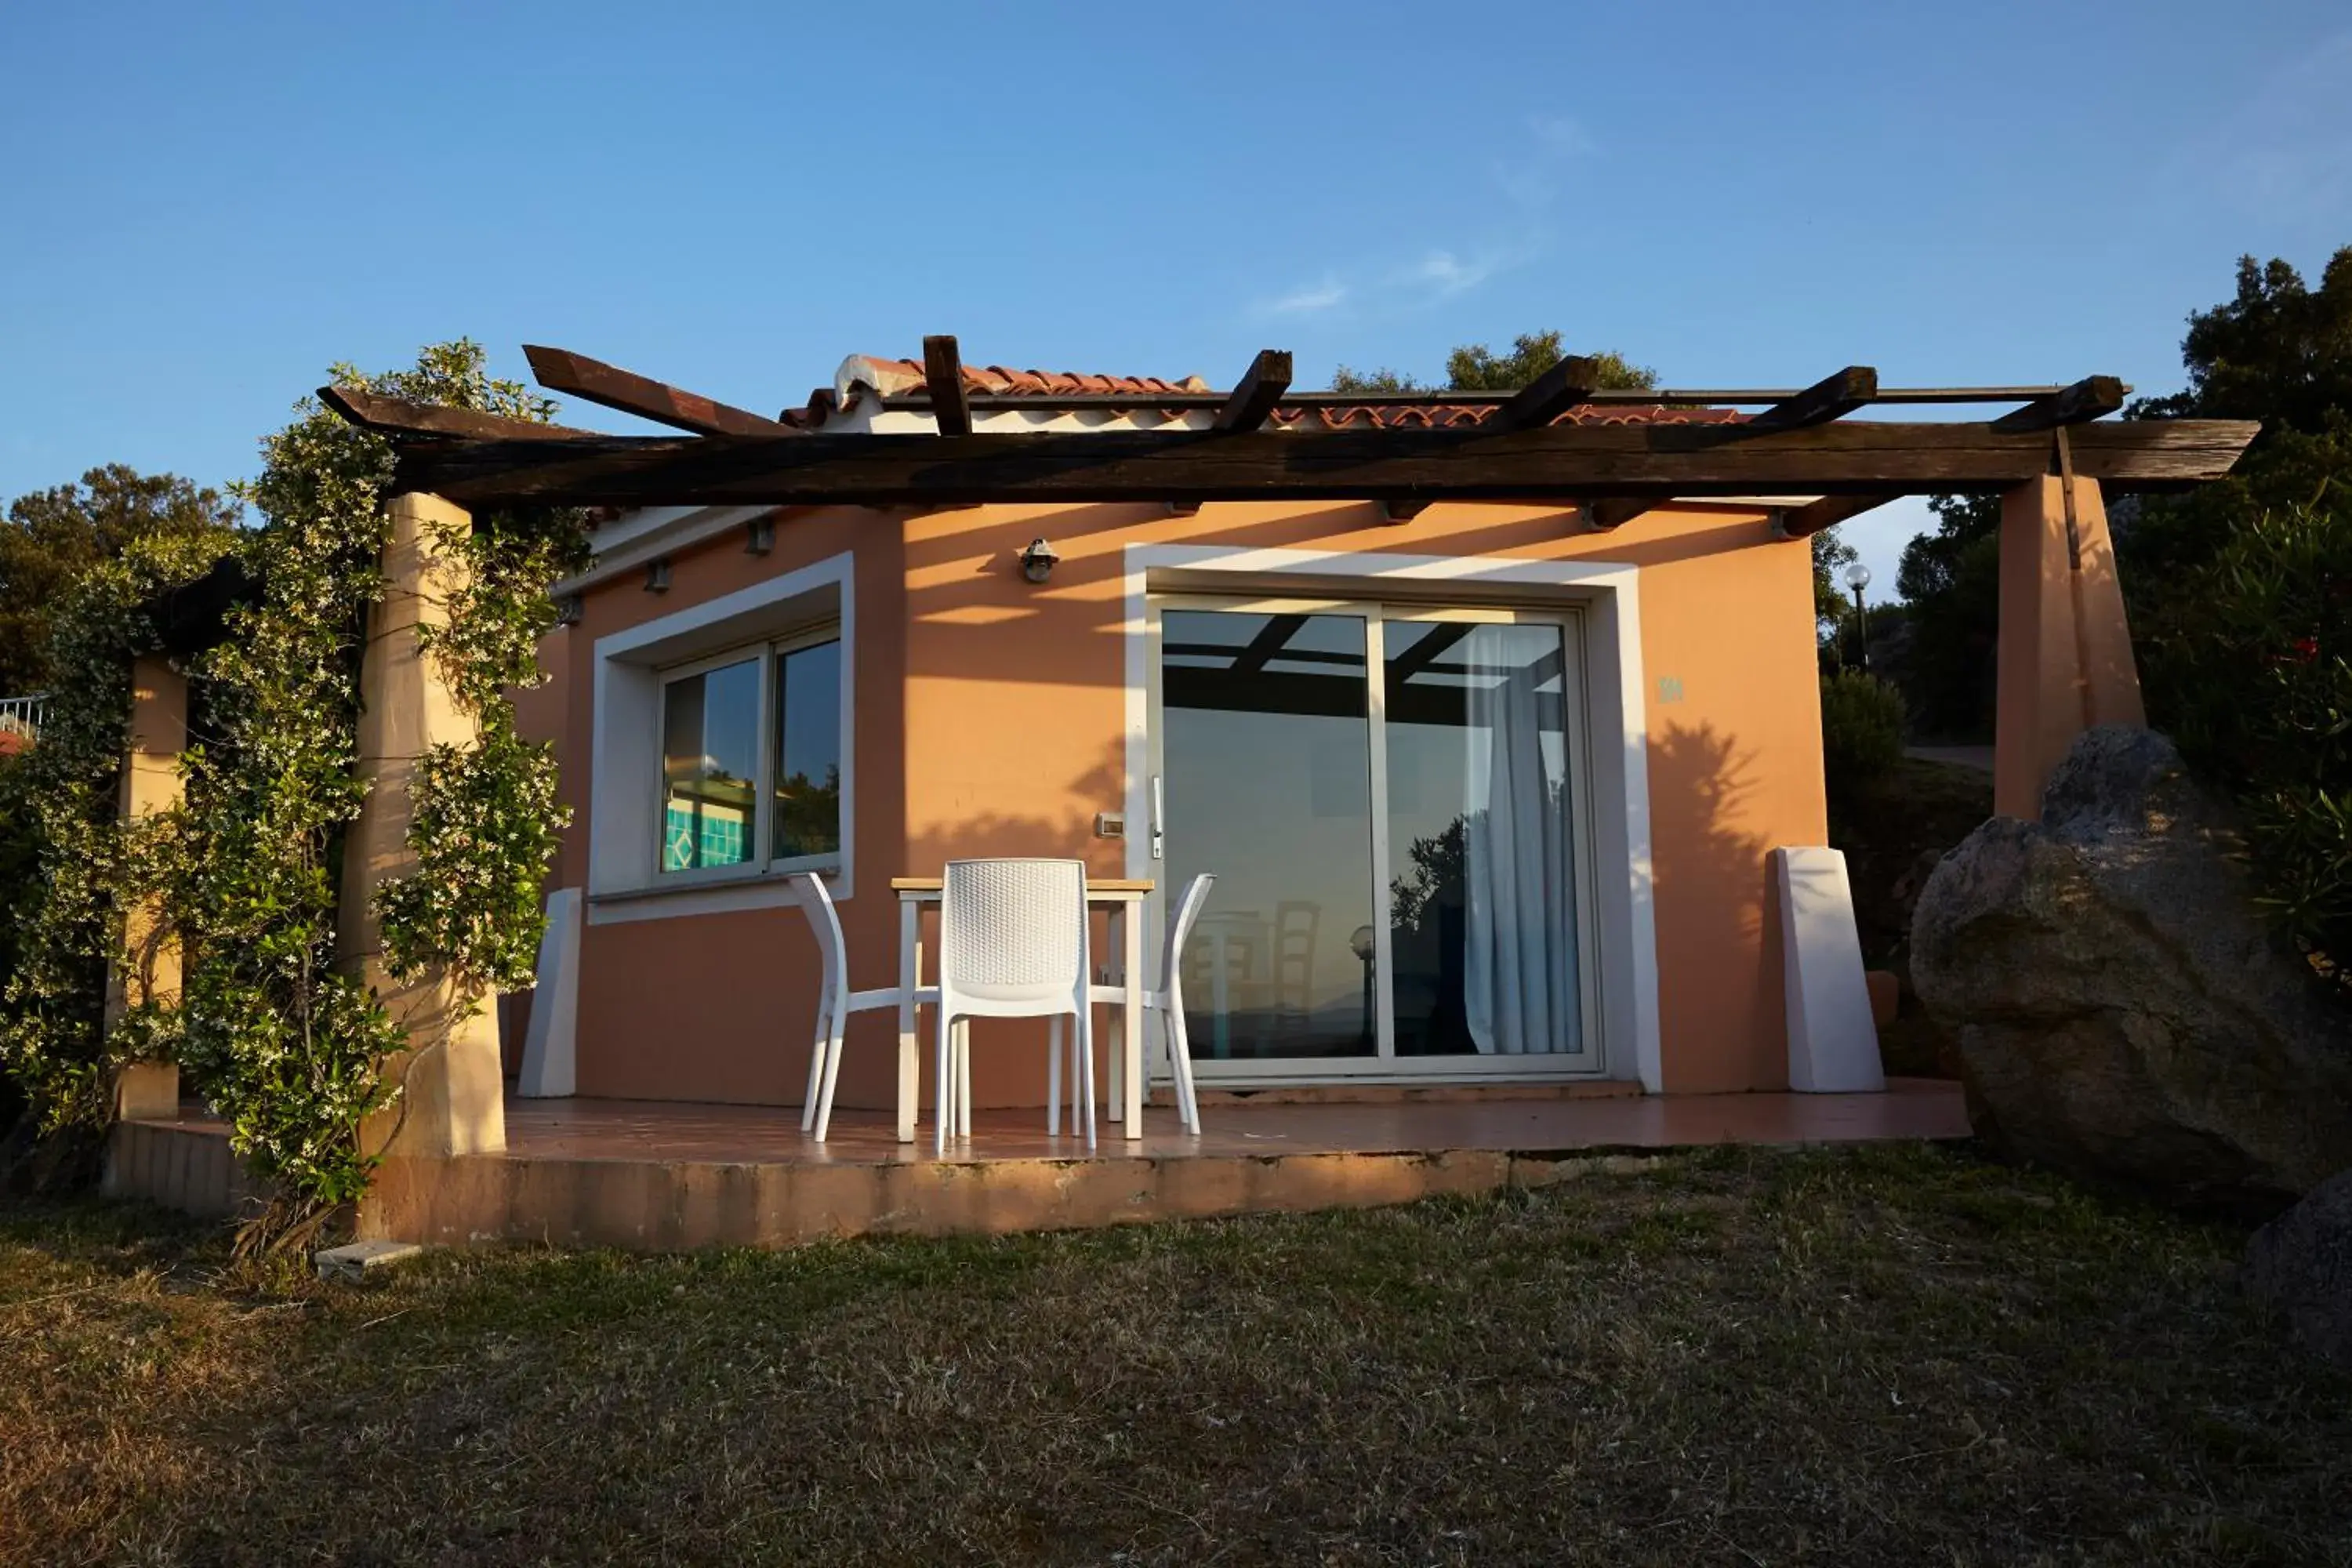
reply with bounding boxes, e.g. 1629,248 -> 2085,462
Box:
1152,597 -> 1601,1080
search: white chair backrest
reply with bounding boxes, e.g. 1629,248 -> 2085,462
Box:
1162,872 -> 1217,1012
939,858 -> 1089,1016
790,872 -> 849,1004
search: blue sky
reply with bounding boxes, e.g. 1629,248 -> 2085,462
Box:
4,2 -> 2348,593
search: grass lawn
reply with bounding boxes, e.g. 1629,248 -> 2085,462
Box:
4,1143 -> 2347,1566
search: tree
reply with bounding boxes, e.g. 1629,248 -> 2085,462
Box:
1889,494 -> 2002,738
0,466 -> 242,694
2121,248 -> 2352,602
1332,331 -> 1657,396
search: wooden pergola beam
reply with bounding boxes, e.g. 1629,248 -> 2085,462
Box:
1214,350 -> 1293,434
924,336 -> 972,437
318,386 -> 600,442
1740,367 -> 1877,436
523,346 -> 794,437
1990,375 -> 2127,433
1486,355 -> 1601,432
1780,493 -> 1900,538
382,417 -> 2260,510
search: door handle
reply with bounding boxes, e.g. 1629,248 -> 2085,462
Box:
1149,775 -> 1166,861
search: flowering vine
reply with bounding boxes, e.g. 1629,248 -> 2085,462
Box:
1,341 -> 585,1228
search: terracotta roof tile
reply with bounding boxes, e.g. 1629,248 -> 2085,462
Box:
779,355 -> 1744,431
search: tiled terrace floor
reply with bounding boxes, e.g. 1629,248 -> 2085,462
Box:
498,1079 -> 1970,1164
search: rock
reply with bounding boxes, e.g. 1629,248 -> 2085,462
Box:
2245,1169 -> 2352,1367
1911,727 -> 2352,1209
316,1239 -> 425,1281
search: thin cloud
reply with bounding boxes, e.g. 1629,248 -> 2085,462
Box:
2172,29 -> 2352,222
1526,113 -> 1594,158
1493,112 -> 1596,212
1256,277 -> 1349,318
1403,250 -> 1500,300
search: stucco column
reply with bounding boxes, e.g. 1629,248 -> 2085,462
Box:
1994,474 -> 2146,818
108,653 -> 186,1121
340,492 -> 506,1157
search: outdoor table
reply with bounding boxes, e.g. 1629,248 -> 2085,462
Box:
890,877 -> 1155,1143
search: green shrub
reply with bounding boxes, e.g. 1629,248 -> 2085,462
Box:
1820,670 -> 1906,793
2141,498 -> 2352,971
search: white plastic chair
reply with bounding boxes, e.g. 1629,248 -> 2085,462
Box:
935,858 -> 1095,1154
1083,872 -> 1218,1133
792,872 -> 935,1142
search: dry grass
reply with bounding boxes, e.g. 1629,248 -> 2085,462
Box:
4,1142 -> 2347,1566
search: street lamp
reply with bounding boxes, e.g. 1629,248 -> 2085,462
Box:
1843,561 -> 1873,671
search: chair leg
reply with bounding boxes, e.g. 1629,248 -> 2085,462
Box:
800,984 -> 830,1133
1076,1010 -> 1097,1151
1170,1004 -> 1201,1133
955,1019 -> 972,1138
1047,1015 -> 1063,1136
934,1007 -> 954,1157
813,998 -> 850,1142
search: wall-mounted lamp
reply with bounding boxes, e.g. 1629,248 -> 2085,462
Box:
554,593 -> 584,626
744,517 -> 775,556
1018,538 -> 1062,583
644,558 -> 672,594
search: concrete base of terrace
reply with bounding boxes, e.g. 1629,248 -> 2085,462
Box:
106,1083 -> 1969,1250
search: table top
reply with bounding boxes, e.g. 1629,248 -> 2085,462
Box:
891,877 -> 1154,896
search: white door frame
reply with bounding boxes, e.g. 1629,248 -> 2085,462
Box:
1121,545 -> 1664,1091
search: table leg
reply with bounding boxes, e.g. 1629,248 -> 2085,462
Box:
1123,900 -> 1145,1138
896,897 -> 918,1144
1105,907 -> 1124,1125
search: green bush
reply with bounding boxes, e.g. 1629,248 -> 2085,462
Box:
2141,498 -> 2352,971
1820,670 -> 1906,794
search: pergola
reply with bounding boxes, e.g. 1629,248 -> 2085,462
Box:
323,339 -> 2256,536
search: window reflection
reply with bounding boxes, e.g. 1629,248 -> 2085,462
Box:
662,657 -> 760,871
1163,609 -> 1377,1059
773,638 -> 841,860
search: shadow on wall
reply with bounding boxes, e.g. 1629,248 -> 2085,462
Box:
901,499 -> 1783,689
1644,722 -> 1780,1091
905,737 -> 1129,870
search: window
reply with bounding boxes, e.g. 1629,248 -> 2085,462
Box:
657,625 -> 842,878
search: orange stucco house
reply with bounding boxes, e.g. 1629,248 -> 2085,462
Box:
506,352 -> 1846,1120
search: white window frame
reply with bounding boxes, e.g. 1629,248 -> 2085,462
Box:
1121,543 -> 1661,1091
588,551 -> 855,926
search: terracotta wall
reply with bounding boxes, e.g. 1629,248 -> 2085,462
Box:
533,498 -> 1824,1111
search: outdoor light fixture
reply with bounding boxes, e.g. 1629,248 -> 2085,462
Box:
1019,538 -> 1061,583
1843,561 -> 1873,670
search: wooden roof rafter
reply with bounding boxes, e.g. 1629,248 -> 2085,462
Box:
318,386 -> 601,441
522,346 -> 797,437
314,341 -> 2258,519
1214,350 -> 1294,434
923,335 -> 973,437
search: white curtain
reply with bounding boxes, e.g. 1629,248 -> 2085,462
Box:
1462,628 -> 1577,1054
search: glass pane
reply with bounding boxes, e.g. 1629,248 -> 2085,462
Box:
1163,609 -> 1377,1060
661,657 -> 760,871
773,638 -> 842,860
1385,622 -> 1580,1055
